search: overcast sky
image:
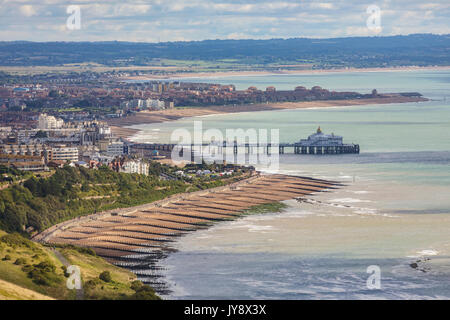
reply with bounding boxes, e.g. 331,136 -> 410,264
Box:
0,0 -> 449,42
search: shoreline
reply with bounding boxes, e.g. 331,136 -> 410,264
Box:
109,96 -> 428,139
33,172 -> 341,293
122,65 -> 450,81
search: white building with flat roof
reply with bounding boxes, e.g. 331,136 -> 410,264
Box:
107,142 -> 124,157
51,145 -> 79,162
38,113 -> 64,130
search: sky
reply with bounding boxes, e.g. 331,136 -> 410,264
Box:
0,0 -> 449,42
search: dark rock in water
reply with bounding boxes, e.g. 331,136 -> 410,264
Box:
410,262 -> 418,269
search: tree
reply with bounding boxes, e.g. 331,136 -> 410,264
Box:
24,177 -> 39,194
99,271 -> 112,283
48,90 -> 60,98
33,130 -> 48,139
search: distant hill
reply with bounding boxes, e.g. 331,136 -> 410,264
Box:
0,34 -> 448,68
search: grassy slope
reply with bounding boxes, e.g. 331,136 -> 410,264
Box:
0,230 -> 74,300
58,247 -> 140,300
0,278 -> 54,300
0,230 -> 159,300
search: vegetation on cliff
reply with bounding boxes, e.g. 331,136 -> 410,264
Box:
0,163 -> 250,234
0,165 -> 191,233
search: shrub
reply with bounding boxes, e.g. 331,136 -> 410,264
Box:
131,284 -> 160,300
14,257 -> 27,265
99,271 -> 112,283
21,264 -> 33,273
130,280 -> 144,292
26,260 -> 59,286
31,274 -> 50,286
61,265 -> 70,278
2,254 -> 11,261
34,261 -> 56,273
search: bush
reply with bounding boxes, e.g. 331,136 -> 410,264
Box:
61,265 -> 70,278
34,261 -> 56,273
21,264 -> 33,273
130,280 -> 144,292
131,284 -> 160,300
14,257 -> 27,265
99,271 -> 112,283
31,274 -> 50,286
25,260 -> 59,286
85,278 -> 102,289
2,254 -> 11,261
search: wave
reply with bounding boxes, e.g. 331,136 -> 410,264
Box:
331,198 -> 372,203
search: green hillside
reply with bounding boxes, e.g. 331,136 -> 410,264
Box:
0,230 -> 159,300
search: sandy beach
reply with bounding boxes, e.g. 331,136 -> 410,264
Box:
109,96 -> 427,139
34,173 -> 341,261
123,66 -> 450,81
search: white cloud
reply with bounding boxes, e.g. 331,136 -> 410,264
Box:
0,0 -> 448,41
310,3 -> 334,10
19,5 -> 37,17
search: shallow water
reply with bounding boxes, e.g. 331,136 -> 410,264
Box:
130,69 -> 450,299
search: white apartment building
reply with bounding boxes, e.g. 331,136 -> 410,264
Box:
146,99 -> 165,110
107,142 -> 124,157
51,146 -> 79,162
120,99 -> 166,111
38,113 -> 64,130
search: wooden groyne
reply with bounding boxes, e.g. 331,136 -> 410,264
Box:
34,173 -> 342,291
36,173 -> 341,257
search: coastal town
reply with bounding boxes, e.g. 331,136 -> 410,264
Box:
0,111 -> 148,173
0,72 -> 425,175
0,70 -> 423,122
0,0 -> 448,304
0,69 -> 432,300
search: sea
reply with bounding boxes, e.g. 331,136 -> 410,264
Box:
128,69 -> 450,299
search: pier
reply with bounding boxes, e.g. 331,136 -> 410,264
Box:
129,127 -> 360,161
130,142 -> 359,155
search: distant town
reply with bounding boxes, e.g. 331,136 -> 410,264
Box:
0,69 -> 424,177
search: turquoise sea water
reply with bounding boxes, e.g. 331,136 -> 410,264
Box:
130,69 -> 450,299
